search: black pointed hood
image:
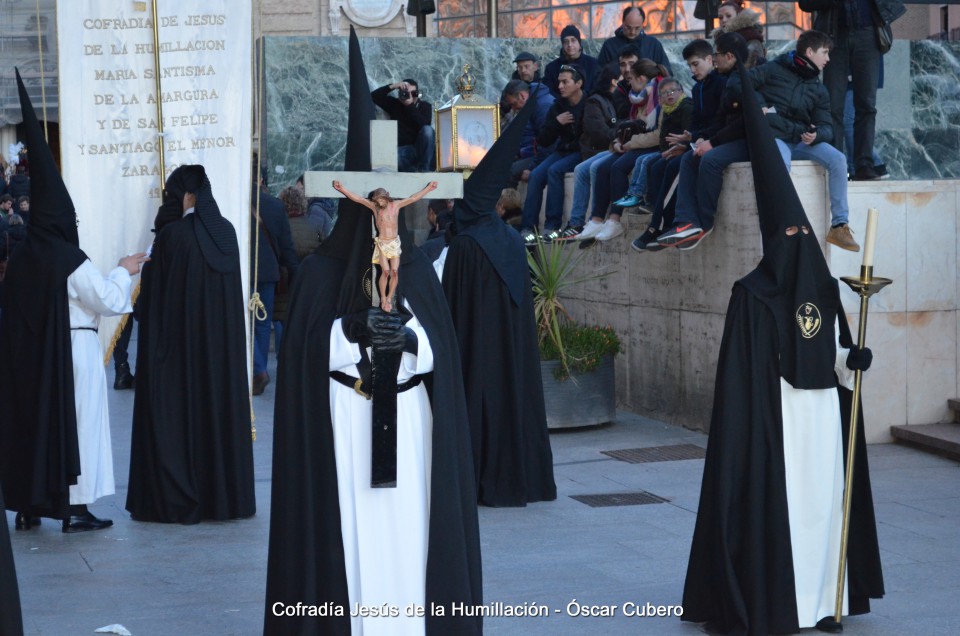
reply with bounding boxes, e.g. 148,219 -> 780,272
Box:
3,69 -> 87,330
735,59 -> 840,390
452,94 -> 537,306
316,26 -> 377,316
16,69 -> 80,249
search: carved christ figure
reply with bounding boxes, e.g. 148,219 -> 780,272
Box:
332,179 -> 438,312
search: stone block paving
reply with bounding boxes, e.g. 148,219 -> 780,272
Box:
7,347 -> 960,634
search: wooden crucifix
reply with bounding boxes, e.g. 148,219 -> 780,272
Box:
304,120 -> 463,488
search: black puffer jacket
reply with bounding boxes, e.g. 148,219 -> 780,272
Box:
747,53 -> 833,145
537,96 -> 587,154
579,91 -> 618,158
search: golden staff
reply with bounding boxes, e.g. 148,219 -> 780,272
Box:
834,208 -> 892,623
104,1 -> 166,364
245,0 -> 267,441
35,0 -> 48,141
150,0 -> 167,184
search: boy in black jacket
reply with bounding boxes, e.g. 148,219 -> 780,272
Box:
633,34 -> 743,252
519,66 -> 586,244
624,39 -> 725,245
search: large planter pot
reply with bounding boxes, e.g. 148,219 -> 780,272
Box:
541,354 -> 616,429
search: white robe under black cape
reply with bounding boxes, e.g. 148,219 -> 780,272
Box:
264,248 -> 482,636
682,284 -> 884,635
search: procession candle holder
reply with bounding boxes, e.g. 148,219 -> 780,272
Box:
833,263 -> 892,623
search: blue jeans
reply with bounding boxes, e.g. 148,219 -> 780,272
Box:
591,149 -> 649,220
646,154 -> 682,232
626,152 -> 661,198
520,151 -> 581,231
272,321 -> 284,357
774,139 -> 849,226
568,151 -> 610,228
253,282 -> 276,376
674,142 -> 749,231
398,125 -> 436,172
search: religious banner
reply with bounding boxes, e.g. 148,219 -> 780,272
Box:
56,1 -> 253,359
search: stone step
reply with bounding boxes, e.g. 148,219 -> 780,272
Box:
890,423 -> 960,462
949,398 -> 960,422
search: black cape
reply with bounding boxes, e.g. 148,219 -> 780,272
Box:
126,214 -> 255,524
263,248 -> 483,635
0,485 -> 24,636
442,234 -> 556,507
681,285 -> 884,635
0,69 -> 87,521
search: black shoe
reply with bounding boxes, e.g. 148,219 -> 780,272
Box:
114,362 -> 134,390
252,371 -> 270,396
874,163 -> 889,179
816,616 -> 843,633
62,511 -> 113,534
520,228 -> 538,247
630,227 -> 666,253
852,166 -> 880,181
14,512 -> 41,531
555,225 -> 583,241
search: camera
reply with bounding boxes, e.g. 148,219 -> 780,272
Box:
398,88 -> 411,100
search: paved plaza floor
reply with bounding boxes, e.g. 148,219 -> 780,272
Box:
7,350 -> 960,635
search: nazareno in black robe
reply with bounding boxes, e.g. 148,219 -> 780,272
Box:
126,185 -> 255,524
681,285 -> 884,635
263,27 -> 481,635
442,235 -> 556,507
441,92 -> 556,507
0,484 -> 24,636
263,245 -> 483,636
0,69 -> 86,522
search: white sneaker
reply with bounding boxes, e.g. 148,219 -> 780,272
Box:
577,219 -> 605,241
595,219 -> 624,241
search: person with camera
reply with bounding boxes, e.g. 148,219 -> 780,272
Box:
372,79 -> 436,172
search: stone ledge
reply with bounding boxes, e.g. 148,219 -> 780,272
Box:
890,423 -> 960,462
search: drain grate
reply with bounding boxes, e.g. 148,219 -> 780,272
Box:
570,491 -> 669,507
601,443 -> 706,464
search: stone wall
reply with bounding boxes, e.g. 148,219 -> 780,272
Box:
560,166 -> 960,443
262,36 -> 959,191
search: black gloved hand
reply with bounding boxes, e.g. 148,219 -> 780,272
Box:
370,318 -> 410,353
846,346 -> 873,372
375,327 -> 418,355
341,308 -> 401,344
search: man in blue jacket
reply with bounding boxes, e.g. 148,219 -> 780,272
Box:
251,169 -> 300,394
501,79 -> 555,187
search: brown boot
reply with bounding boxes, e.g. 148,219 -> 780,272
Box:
826,224 -> 860,252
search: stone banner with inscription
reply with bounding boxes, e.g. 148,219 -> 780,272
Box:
57,1 -> 252,358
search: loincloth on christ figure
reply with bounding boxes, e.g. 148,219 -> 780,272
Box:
372,235 -> 402,262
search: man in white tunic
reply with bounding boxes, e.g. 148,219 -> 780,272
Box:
63,256 -> 145,531
0,69 -> 147,533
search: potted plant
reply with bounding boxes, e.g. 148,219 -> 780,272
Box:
528,240 -> 621,428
